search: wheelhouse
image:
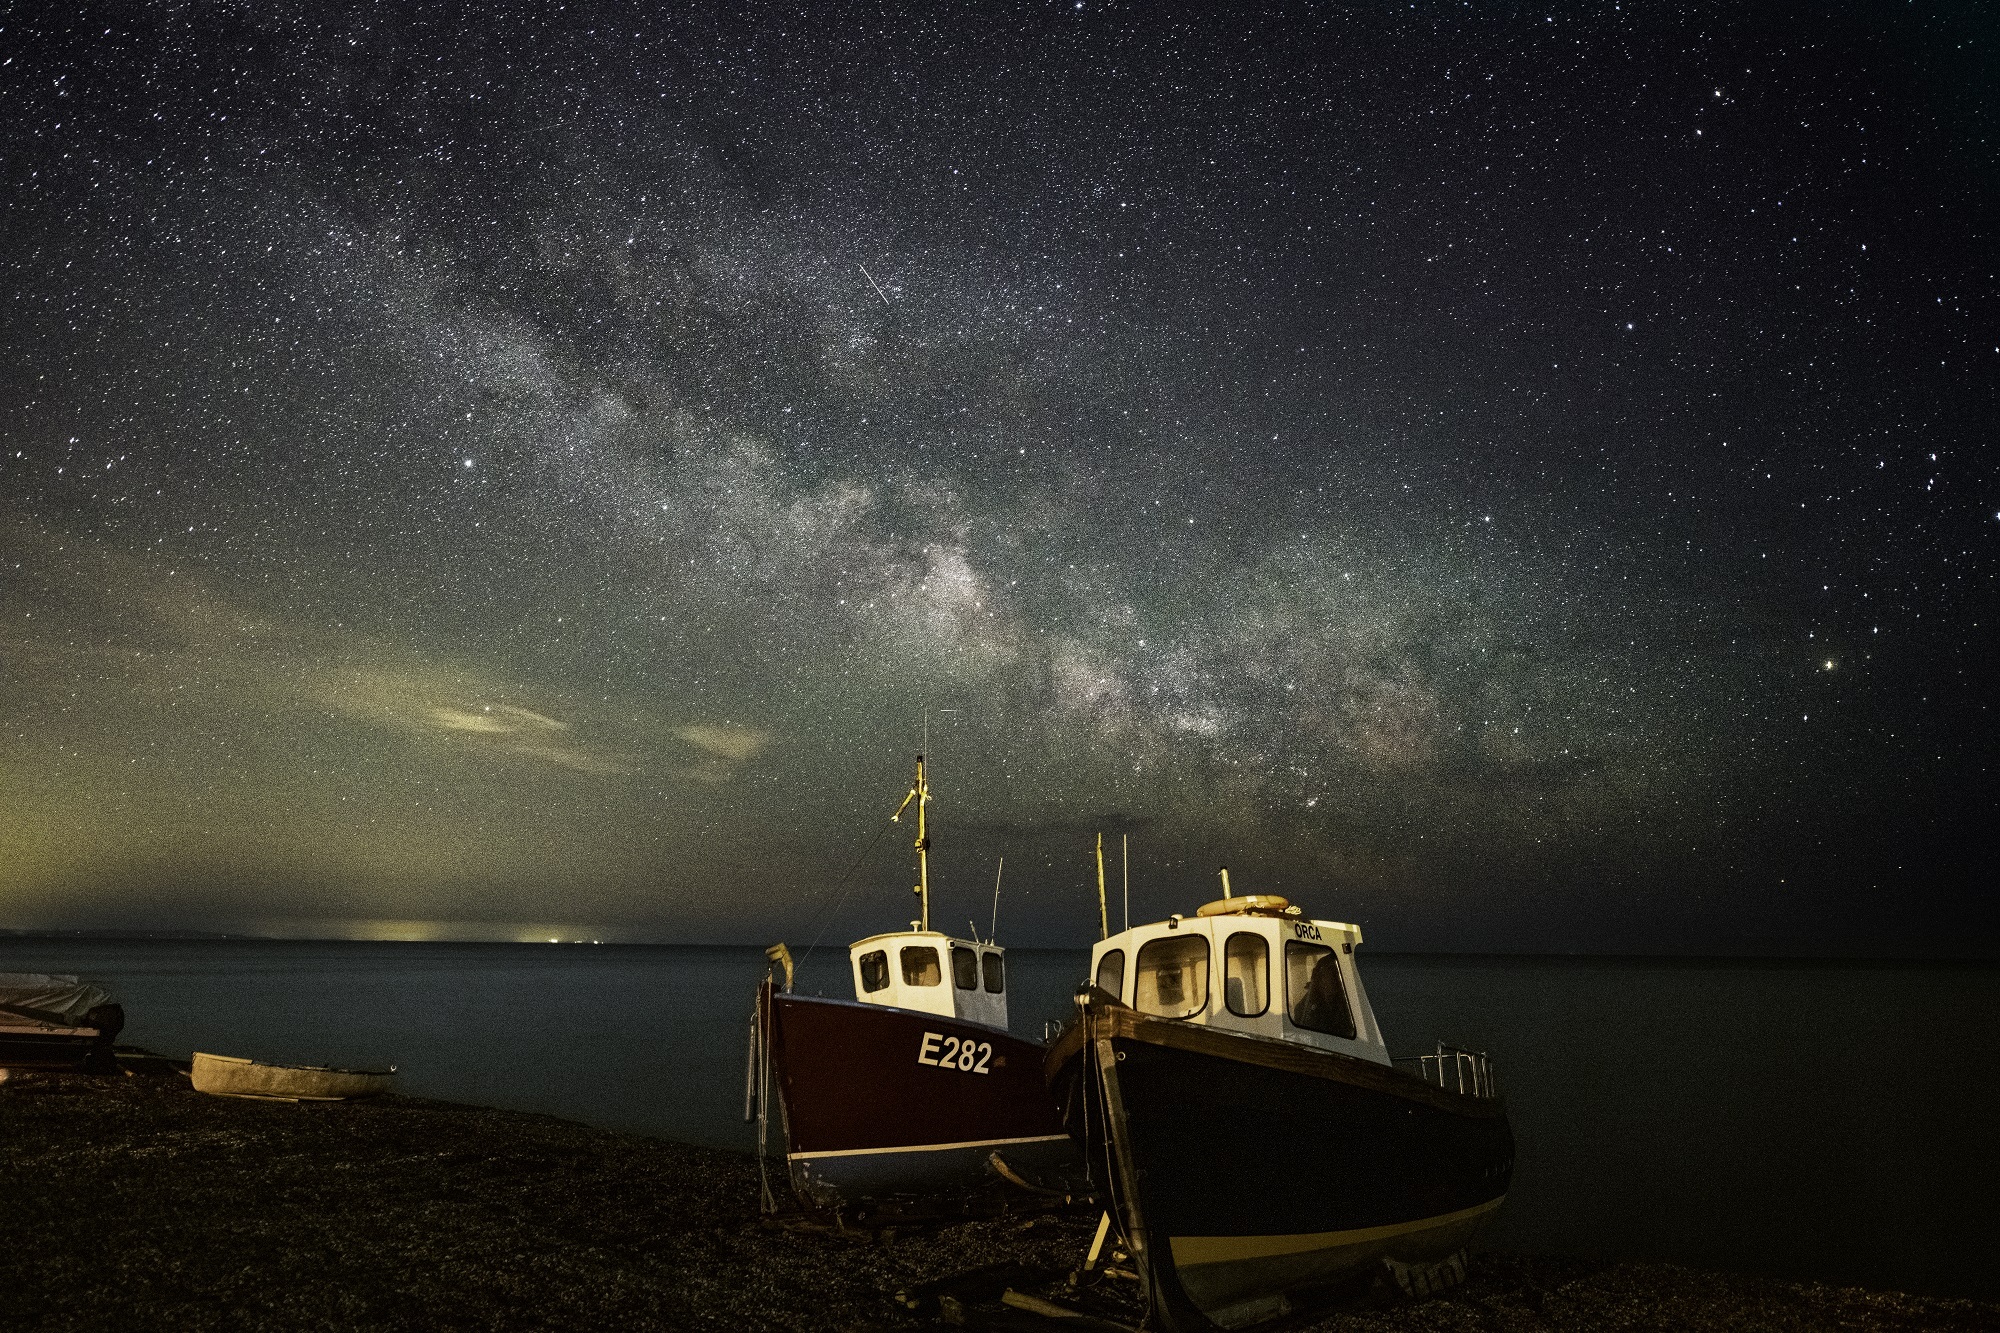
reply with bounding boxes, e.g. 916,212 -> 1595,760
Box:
1086,892 -> 1388,1064
849,929 -> 1009,1031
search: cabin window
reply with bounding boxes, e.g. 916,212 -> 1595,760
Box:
901,946 -> 942,987
952,945 -> 979,990
1135,935 -> 1209,1019
982,951 -> 1005,994
1285,941 -> 1356,1039
1223,931 -> 1270,1017
858,950 -> 890,993
1095,948 -> 1125,1001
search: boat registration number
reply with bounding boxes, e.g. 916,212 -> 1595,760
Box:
917,1031 -> 992,1074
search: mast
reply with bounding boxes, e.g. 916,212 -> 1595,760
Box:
1096,832 -> 1109,940
917,754 -> 930,931
892,754 -> 932,932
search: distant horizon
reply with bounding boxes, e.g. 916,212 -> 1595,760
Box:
5,923 -> 1994,964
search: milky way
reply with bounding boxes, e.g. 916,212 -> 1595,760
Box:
2,2 -> 1992,951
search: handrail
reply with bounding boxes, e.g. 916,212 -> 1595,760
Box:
1392,1042 -> 1499,1099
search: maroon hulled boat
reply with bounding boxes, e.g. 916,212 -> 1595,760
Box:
747,756 -> 1082,1218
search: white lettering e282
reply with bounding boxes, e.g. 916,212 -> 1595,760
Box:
916,1032 -> 992,1074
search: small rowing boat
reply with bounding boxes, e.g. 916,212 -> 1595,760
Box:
190,1051 -> 396,1102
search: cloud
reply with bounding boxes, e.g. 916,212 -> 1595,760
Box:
0,517 -> 638,779
321,670 -> 629,775
675,723 -> 772,762
429,707 -> 518,734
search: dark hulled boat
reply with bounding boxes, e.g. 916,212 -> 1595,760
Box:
1045,878 -> 1512,1329
748,756 -> 1081,1218
0,973 -> 125,1074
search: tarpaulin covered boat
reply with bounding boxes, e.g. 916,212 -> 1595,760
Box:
0,973 -> 124,1073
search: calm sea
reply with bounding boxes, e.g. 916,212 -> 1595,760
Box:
3,939 -> 1993,1301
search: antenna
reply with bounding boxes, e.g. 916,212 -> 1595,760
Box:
1122,834 -> 1129,932
1095,833 -> 1108,940
990,856 -> 1004,942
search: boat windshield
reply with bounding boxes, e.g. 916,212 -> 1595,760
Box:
1135,934 -> 1209,1019
858,950 -> 890,992
1224,931 -> 1269,1016
982,951 -> 1005,993
952,945 -> 979,990
901,946 -> 942,986
1285,941 -> 1356,1038
1095,948 -> 1125,1002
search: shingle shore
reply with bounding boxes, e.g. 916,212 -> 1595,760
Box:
2,1068 -> 1991,1332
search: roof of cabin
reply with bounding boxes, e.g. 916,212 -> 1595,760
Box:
848,929 -> 999,952
1099,913 -> 1363,945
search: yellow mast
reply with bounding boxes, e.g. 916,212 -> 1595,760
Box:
892,754 -> 932,932
1096,832 -> 1108,940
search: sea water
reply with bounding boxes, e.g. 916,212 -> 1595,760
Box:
2,938 -> 1992,1301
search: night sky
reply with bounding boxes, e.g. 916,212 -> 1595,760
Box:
2,2 -> 1993,953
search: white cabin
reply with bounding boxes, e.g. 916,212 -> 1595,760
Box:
1087,895 -> 1389,1065
849,929 -> 1010,1032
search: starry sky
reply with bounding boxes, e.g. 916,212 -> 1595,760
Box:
2,1 -> 1993,953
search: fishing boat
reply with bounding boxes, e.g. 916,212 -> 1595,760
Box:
747,754 -> 1080,1219
0,973 -> 125,1073
1045,871 -> 1513,1329
190,1051 -> 396,1101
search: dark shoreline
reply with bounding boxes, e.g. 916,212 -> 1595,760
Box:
3,1065 -> 1993,1332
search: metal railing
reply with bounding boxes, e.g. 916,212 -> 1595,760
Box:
1394,1043 -> 1499,1099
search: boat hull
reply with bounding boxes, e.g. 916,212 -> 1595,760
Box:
0,1025 -> 106,1072
190,1052 -> 395,1101
758,987 -> 1081,1214
0,994 -> 123,1073
1048,999 -> 1512,1329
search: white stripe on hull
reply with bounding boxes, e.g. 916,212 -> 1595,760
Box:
1168,1196 -> 1505,1320
1169,1195 -> 1505,1267
787,1132 -> 1070,1161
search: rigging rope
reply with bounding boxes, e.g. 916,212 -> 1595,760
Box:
797,813 -> 901,971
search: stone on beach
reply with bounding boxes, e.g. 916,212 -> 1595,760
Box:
2,1067 -> 1992,1332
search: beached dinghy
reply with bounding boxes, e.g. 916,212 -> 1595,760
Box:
191,1052 -> 395,1101
0,973 -> 125,1073
748,754 -> 1081,1219
1045,873 -> 1512,1329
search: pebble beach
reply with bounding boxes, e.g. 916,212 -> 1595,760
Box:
3,1061 -> 1993,1333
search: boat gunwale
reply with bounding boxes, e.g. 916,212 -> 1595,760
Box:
1044,991 -> 1507,1120
767,986 -> 1019,1037
192,1051 -> 396,1078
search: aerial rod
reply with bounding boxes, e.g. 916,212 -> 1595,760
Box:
990,856 -> 1005,943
